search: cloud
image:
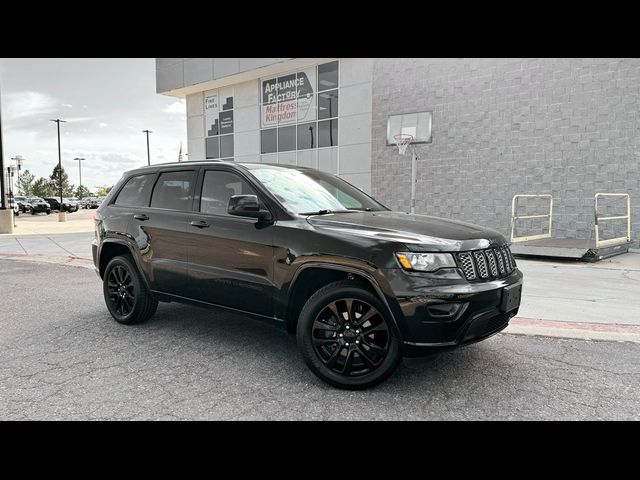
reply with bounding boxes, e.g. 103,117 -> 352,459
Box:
98,122 -> 108,128
62,103 -> 73,108
2,91 -> 58,122
64,117 -> 95,123
162,99 -> 186,114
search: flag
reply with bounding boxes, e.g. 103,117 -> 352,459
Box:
178,141 -> 183,162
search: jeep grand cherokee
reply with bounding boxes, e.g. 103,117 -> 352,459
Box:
92,161 -> 522,389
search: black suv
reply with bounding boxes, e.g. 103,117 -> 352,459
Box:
93,161 -> 522,389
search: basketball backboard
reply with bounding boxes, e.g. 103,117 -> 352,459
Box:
386,111 -> 432,145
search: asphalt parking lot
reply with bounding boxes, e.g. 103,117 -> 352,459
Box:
1,258 -> 638,420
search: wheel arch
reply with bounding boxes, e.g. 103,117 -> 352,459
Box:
98,239 -> 151,291
284,262 -> 401,338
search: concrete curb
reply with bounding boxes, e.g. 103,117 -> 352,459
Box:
505,317 -> 640,344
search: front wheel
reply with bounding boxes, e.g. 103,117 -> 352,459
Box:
103,254 -> 158,325
297,280 -> 402,390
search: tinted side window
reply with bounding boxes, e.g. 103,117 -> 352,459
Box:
200,170 -> 257,216
150,171 -> 195,211
114,174 -> 154,207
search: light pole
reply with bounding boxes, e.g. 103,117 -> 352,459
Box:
74,157 -> 85,197
51,118 -> 67,222
0,78 -> 13,234
142,130 -> 152,166
11,155 -> 24,195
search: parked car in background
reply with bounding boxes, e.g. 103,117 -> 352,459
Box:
87,197 -> 102,209
13,196 -> 32,213
28,198 -> 51,215
43,197 -> 79,213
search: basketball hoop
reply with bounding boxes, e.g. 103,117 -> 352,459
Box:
393,133 -> 413,156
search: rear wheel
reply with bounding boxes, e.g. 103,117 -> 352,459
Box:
103,255 -> 158,325
297,280 -> 402,390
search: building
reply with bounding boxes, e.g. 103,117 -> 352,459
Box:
156,58 -> 638,247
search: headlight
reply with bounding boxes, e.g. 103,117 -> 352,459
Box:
395,252 -> 457,272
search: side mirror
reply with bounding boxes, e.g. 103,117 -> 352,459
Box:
228,195 -> 271,221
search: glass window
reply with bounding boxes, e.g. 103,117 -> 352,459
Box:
318,89 -> 338,120
278,126 -> 296,152
261,128 -> 277,154
150,171 -> 195,211
260,61 -> 340,155
206,136 -> 220,159
115,174 -> 154,207
247,165 -> 386,215
200,170 -> 257,216
220,134 -> 234,158
318,119 -> 338,147
317,61 -> 339,92
297,122 -> 317,150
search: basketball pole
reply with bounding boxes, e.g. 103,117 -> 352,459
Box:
410,148 -> 417,214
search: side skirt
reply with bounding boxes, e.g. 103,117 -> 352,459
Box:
150,289 -> 287,329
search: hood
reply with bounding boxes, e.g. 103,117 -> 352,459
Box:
306,211 -> 506,252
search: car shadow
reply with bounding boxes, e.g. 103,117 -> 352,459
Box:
125,301 -> 516,393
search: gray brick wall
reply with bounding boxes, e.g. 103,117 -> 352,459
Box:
371,58 -> 640,245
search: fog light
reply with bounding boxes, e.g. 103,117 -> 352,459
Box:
427,303 -> 462,318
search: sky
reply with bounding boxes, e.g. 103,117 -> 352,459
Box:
0,58 -> 186,193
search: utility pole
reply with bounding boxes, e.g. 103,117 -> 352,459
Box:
0,68 -> 13,233
11,155 -> 24,195
74,157 -> 85,196
142,130 -> 152,166
50,118 -> 67,222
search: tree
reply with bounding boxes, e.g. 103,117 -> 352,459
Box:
32,177 -> 55,198
75,185 -> 91,199
49,164 -> 75,197
16,169 -> 35,196
95,185 -> 113,197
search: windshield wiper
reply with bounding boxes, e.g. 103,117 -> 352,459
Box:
301,209 -> 359,216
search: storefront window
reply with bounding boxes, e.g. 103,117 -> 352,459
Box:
205,87 -> 235,160
260,61 -> 339,156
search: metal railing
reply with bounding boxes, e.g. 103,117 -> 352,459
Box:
510,194 -> 553,243
594,193 -> 631,248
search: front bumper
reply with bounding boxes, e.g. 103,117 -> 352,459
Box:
381,267 -> 523,357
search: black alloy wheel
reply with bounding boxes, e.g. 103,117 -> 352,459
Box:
107,265 -> 136,317
103,255 -> 158,325
297,280 -> 401,390
311,298 -> 390,376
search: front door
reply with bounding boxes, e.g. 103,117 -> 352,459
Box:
186,168 -> 276,317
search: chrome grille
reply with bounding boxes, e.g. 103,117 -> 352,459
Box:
473,251 -> 489,279
456,246 -> 516,281
495,248 -> 506,274
501,246 -> 512,271
485,249 -> 499,276
458,252 -> 476,280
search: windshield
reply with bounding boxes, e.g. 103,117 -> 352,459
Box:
246,165 -> 387,215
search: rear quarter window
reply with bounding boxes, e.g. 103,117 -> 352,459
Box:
114,174 -> 155,207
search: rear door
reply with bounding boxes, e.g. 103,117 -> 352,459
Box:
186,167 -> 276,316
133,169 -> 197,296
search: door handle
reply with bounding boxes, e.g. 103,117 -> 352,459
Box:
134,214 -> 149,221
190,220 -> 210,228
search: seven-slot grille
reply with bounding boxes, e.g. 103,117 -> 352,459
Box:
456,246 -> 516,281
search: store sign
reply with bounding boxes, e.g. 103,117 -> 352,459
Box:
261,68 -> 316,127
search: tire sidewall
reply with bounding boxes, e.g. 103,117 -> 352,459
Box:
297,283 -> 401,390
103,256 -> 145,325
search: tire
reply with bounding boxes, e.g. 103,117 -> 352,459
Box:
103,254 -> 158,325
297,280 -> 402,390
31,210 -> 35,215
